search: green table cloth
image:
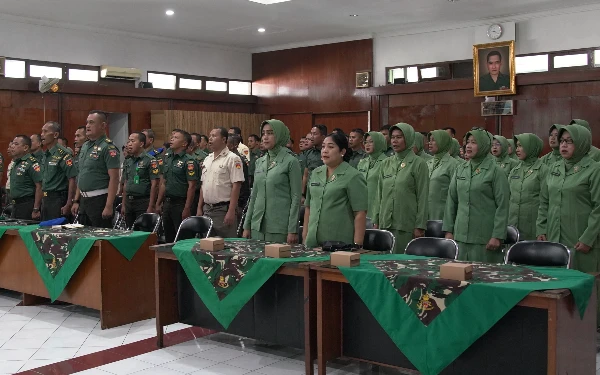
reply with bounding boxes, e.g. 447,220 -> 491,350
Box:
173,238 -> 329,329
0,219 -> 39,238
19,226 -> 151,301
338,254 -> 595,375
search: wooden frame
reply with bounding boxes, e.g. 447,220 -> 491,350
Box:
549,49 -> 594,72
473,40 -> 516,97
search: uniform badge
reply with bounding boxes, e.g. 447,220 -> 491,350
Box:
476,168 -> 481,174
187,163 -> 194,171
269,161 -> 276,168
176,161 -> 183,168
501,164 -> 505,168
158,159 -> 164,166
400,162 -> 406,168
235,162 -> 241,169
527,169 -> 533,175
109,149 -> 117,157
65,159 -> 73,167
151,161 -> 158,169
138,161 -> 144,168
330,175 -> 336,182
574,166 -> 580,172
244,149 -> 249,156
33,163 -> 41,172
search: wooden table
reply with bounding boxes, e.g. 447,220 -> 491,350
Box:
313,265 -> 597,375
0,229 -> 156,329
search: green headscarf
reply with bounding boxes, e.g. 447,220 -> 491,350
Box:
507,139 -> 517,157
429,130 -> 452,157
449,138 -> 461,158
513,133 -> 543,165
493,135 -> 509,159
389,123 -> 415,159
261,119 -> 290,159
465,129 -> 492,167
570,119 -> 591,133
365,131 -> 386,162
559,124 -> 591,168
548,124 -> 564,153
413,132 -> 426,154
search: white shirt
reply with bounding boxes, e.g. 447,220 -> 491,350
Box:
201,148 -> 245,204
237,143 -> 250,160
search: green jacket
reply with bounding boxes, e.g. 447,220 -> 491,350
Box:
163,150 -> 197,198
10,154 -> 42,199
443,129 -> 510,244
384,146 -> 394,157
479,72 -> 510,92
493,135 -> 519,176
507,139 -> 518,160
413,132 -> 432,161
426,130 -> 460,220
449,138 -> 462,161
508,134 -> 547,241
348,149 -> 366,169
32,150 -> 45,166
244,120 -> 302,235
249,148 -> 262,176
77,135 -> 121,192
373,123 -> 429,232
42,144 -> 77,192
357,132 -> 387,218
123,151 -> 160,196
540,124 -> 565,167
570,119 -> 600,162
305,162 -> 367,248
304,147 -> 323,175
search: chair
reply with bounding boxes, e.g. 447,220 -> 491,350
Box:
2,204 -> 14,218
505,241 -> 570,268
363,229 -> 395,253
405,237 -> 459,260
425,220 -> 444,238
299,205 -> 306,226
505,225 -> 520,245
365,217 -> 374,229
113,204 -> 126,230
174,216 -> 213,241
132,213 -> 161,233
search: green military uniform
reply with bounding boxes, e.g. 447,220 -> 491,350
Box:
443,129 -> 510,263
384,146 -> 394,157
570,119 -> 600,162
304,147 -> 323,176
449,138 -> 462,161
190,148 -> 208,214
162,150 -> 197,243
508,134 -> 547,241
123,151 -> 160,228
372,124 -> 429,253
348,148 -> 366,169
32,149 -> 45,165
537,124 -> 600,324
413,132 -> 433,161
493,135 -> 519,176
304,162 -> 367,248
41,143 -> 77,221
427,130 -> 460,220
540,124 -> 564,167
507,139 -> 518,161
244,120 -> 302,243
357,132 -> 388,219
77,135 -> 121,228
10,153 -> 42,220
249,148 -> 262,177
296,150 -> 307,181
479,72 -> 510,92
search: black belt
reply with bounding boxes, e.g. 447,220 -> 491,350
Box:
43,191 -> 67,198
11,196 -> 34,204
205,201 -> 230,208
165,196 -> 186,203
127,195 -> 148,200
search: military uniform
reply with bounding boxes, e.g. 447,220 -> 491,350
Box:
249,148 -> 262,177
304,162 -> 367,248
190,148 -> 208,215
41,144 -> 77,221
304,147 -> 323,176
372,124 -> 429,253
10,154 -> 42,220
348,149 -> 366,169
161,150 -> 197,243
32,149 -> 45,165
427,130 -> 460,221
384,146 -> 394,157
244,120 -> 302,242
541,124 -> 564,167
77,135 -> 121,228
122,151 -> 160,228
357,132 -> 388,219
493,136 -> 519,177
479,72 -> 510,92
570,119 -> 600,162
449,138 -> 462,161
413,132 -> 433,162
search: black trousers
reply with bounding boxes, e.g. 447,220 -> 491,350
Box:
163,197 -> 185,243
191,190 -> 200,217
41,191 -> 68,221
79,194 -> 112,228
125,196 -> 150,229
12,197 -> 34,220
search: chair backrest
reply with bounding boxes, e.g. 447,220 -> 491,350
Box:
425,220 -> 444,238
505,225 -> 520,245
505,241 -> 570,268
2,204 -> 14,218
113,204 -> 126,230
363,229 -> 395,253
175,216 -> 213,241
299,205 -> 306,226
132,213 -> 161,233
405,237 -> 458,260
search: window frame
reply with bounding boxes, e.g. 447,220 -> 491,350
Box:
549,49 -> 593,71
27,59 -> 66,79
228,79 -> 252,95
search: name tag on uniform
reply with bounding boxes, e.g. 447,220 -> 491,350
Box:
48,161 -> 58,166
383,175 -> 392,179
457,176 -> 466,180
511,176 -> 520,179
311,182 -> 321,186
551,171 -> 561,176
255,170 -> 264,174
358,169 -> 366,173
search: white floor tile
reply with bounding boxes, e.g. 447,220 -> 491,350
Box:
90,326 -> 131,339
165,323 -> 192,332
52,325 -> 95,337
0,320 -> 29,330
98,358 -> 156,375
19,358 -> 61,371
31,346 -> 80,360
127,325 -> 156,335
122,334 -> 154,345
61,314 -> 100,328
0,297 -> 20,308
193,347 -> 247,363
165,340 -> 219,355
0,314 -> 32,322
161,356 -> 217,373
72,369 -> 113,375
133,349 -> 189,365
13,327 -> 57,340
253,359 -> 306,375
131,318 -> 156,328
8,306 -> 44,315
0,306 -> 13,314
131,367 -> 186,375
21,319 -> 64,330
190,363 -> 252,375
0,348 -> 37,361
74,346 -> 113,357
42,335 -> 89,348
1,337 -> 49,349
225,353 -> 281,371
81,336 -> 126,347
0,360 -> 26,374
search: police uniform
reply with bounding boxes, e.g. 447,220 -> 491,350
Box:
41,144 -> 77,221
77,135 -> 121,228
201,148 -> 245,238
123,151 -> 160,228
348,149 -> 366,169
162,151 -> 197,243
10,154 -> 42,220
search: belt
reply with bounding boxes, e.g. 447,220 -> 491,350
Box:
205,201 -> 230,208
165,196 -> 186,203
127,195 -> 148,200
80,189 -> 109,198
11,196 -> 34,204
43,191 -> 67,198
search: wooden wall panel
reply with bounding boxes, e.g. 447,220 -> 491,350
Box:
270,113 -> 313,153
313,112 -> 369,135
172,101 -> 253,113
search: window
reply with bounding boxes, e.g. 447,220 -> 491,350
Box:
406,67 -> 419,83
147,72 -> 176,90
179,78 -> 203,90
206,80 -> 227,92
69,69 -> 99,82
595,50 -> 600,67
30,65 -> 63,79
420,67 -> 439,79
387,67 -> 405,84
4,59 -> 26,78
229,81 -> 251,95
553,53 -> 588,69
515,54 -> 549,74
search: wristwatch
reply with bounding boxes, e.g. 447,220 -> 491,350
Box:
72,199 -> 80,204
354,243 -> 363,249
32,208 -> 40,212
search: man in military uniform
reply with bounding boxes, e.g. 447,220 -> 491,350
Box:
380,125 -> 394,157
227,135 -> 250,225
302,124 -> 327,198
71,110 -> 121,228
247,134 -> 261,186
479,51 -> 510,92
197,127 -> 244,238
142,129 -> 160,157
348,128 -> 366,168
199,135 -> 210,154
121,132 -> 160,228
40,121 -> 77,221
74,126 -> 87,148
188,133 -> 207,215
30,134 -> 44,164
155,130 -> 197,243
229,127 -> 250,160
9,135 -> 42,220
58,137 -> 74,155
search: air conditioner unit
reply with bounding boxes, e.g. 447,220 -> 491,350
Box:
100,65 -> 141,80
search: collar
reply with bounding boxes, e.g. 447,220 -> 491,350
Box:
133,150 -> 147,160
88,134 -> 107,145
173,150 -> 187,158
46,143 -> 59,155
214,147 -> 229,158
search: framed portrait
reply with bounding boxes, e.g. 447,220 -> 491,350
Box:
473,40 -> 516,97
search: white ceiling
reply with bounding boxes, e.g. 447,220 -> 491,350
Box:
1,0 -> 599,50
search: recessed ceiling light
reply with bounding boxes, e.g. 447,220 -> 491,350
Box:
165,10 -> 175,16
248,0 -> 291,4
258,27 -> 266,33
350,14 -> 358,17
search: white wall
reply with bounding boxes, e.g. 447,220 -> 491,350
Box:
0,16 -> 252,81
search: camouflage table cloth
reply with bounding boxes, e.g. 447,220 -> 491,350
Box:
18,226 -> 150,301
337,254 -> 594,375
0,219 -> 39,238
173,238 -> 329,329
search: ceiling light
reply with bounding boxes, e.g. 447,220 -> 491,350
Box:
165,10 -> 174,16
258,27 -> 266,33
350,14 -> 358,17
248,0 -> 291,4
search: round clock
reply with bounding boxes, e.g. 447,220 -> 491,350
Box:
487,24 -> 503,40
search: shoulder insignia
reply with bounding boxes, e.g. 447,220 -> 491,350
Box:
105,138 -> 113,144
109,149 -> 118,157
235,161 -> 242,169
33,163 -> 41,172
65,159 -> 73,167
187,161 -> 195,171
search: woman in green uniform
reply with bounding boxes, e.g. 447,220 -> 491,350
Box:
357,132 -> 388,220
491,135 -> 519,176
302,133 -> 367,248
540,124 -> 563,167
242,120 -> 302,243
449,138 -> 462,161
443,128 -> 510,263
372,123 -> 429,253
412,132 -> 432,161
508,134 -> 547,241
507,139 -> 518,160
427,130 -> 460,220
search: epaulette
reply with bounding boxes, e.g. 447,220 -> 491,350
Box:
105,138 -> 113,144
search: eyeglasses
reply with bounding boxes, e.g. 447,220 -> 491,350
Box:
559,139 -> 574,145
